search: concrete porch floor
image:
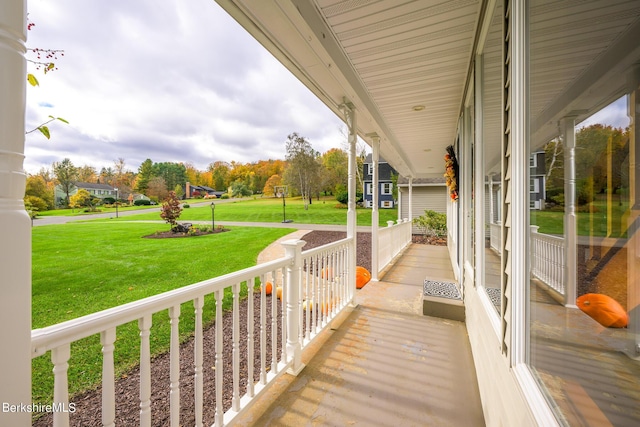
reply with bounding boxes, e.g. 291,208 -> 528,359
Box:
237,243 -> 484,426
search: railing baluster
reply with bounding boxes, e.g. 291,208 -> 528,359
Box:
246,279 -> 255,397
193,297 -> 204,427
214,290 -> 223,427
51,344 -> 71,427
312,254 -> 319,334
271,270 -> 278,374
232,282 -> 240,411
100,328 -> 116,427
281,269 -> 288,363
139,315 -> 152,427
260,274 -> 267,385
169,305 -> 180,427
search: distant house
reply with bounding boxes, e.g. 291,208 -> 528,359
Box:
54,182 -> 118,206
184,182 -> 226,199
397,176 -> 447,234
530,151 -> 546,210
363,154 -> 396,208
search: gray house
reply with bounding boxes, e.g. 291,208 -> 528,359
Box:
363,154 -> 396,208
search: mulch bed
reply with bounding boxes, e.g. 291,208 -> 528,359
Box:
143,228 -> 230,239
33,230 -> 438,426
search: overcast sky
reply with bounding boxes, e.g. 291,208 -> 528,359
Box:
25,0 -> 347,174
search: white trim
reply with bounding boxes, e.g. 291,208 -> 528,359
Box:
512,365 -> 562,427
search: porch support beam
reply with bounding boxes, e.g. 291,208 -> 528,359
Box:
370,134 -> 380,281
408,177 -> 413,223
561,116 -> 578,308
342,101 -> 357,303
0,3 -> 31,426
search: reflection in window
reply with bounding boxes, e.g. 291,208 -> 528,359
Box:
528,1 -> 640,423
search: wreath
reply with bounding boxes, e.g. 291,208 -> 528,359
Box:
444,145 -> 459,201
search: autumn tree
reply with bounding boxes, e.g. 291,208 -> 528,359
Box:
160,191 -> 183,229
263,174 -> 282,196
77,165 -> 97,183
208,161 -> 231,191
146,176 -> 169,202
284,132 -> 320,209
25,174 -> 54,210
53,158 -> 78,206
321,148 -> 348,195
69,189 -> 96,212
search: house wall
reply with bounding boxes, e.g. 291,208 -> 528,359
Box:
398,185 -> 447,234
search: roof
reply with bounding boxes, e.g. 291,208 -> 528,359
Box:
364,154 -> 388,164
73,182 -> 115,190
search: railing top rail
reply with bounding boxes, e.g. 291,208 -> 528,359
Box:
530,231 -> 565,243
301,236 -> 353,257
31,255 -> 293,357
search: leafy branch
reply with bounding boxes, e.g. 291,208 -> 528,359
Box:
26,115 -> 69,140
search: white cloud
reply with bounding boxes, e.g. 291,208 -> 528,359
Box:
24,0 -> 346,173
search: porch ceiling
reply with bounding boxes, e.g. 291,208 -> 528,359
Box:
216,0 -> 483,179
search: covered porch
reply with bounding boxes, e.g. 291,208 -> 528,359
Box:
235,243 -> 484,427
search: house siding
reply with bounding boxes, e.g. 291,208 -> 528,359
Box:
399,185 -> 447,234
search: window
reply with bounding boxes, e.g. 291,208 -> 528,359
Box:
381,200 -> 393,208
381,183 -> 392,195
529,178 -> 539,193
529,154 -> 537,168
527,1 -> 639,423
366,183 -> 372,195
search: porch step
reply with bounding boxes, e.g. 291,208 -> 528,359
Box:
422,280 -> 465,322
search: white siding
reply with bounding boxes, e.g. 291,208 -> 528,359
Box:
399,186 -> 447,234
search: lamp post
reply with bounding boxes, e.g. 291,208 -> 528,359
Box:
210,201 -> 215,229
114,188 -> 119,218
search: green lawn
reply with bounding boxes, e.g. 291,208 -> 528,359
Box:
32,222 -> 292,406
531,199 -> 630,237
118,196 -> 398,226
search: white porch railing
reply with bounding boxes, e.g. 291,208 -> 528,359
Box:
31,237 -> 354,427
378,218 -> 412,274
489,222 -> 502,254
530,226 -> 566,295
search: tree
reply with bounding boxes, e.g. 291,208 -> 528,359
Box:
160,191 -> 183,229
321,148 -> 348,195
69,189 -> 96,212
77,165 -> 97,183
284,132 -> 320,209
263,174 -> 282,196
25,174 -> 54,210
208,161 -> 230,191
136,159 -> 154,193
230,181 -> 252,198
151,162 -> 187,193
53,158 -> 78,206
146,176 -> 169,202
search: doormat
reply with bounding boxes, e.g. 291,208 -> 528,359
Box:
423,280 -> 461,300
485,287 -> 501,309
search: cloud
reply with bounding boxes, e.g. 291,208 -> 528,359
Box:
24,0 -> 346,174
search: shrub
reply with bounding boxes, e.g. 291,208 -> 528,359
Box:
183,204 -> 190,208
413,210 -> 447,237
220,194 -> 230,199
134,199 -> 152,206
102,197 -> 116,204
25,195 -> 48,213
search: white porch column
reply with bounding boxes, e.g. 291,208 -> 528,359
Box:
627,88 -> 640,359
370,134 -> 380,281
0,2 -> 31,425
408,176 -> 413,224
561,116 -> 578,308
342,101 -> 357,303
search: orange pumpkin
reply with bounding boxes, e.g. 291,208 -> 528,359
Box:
355,266 -> 371,289
261,281 -> 273,295
576,293 -> 628,328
